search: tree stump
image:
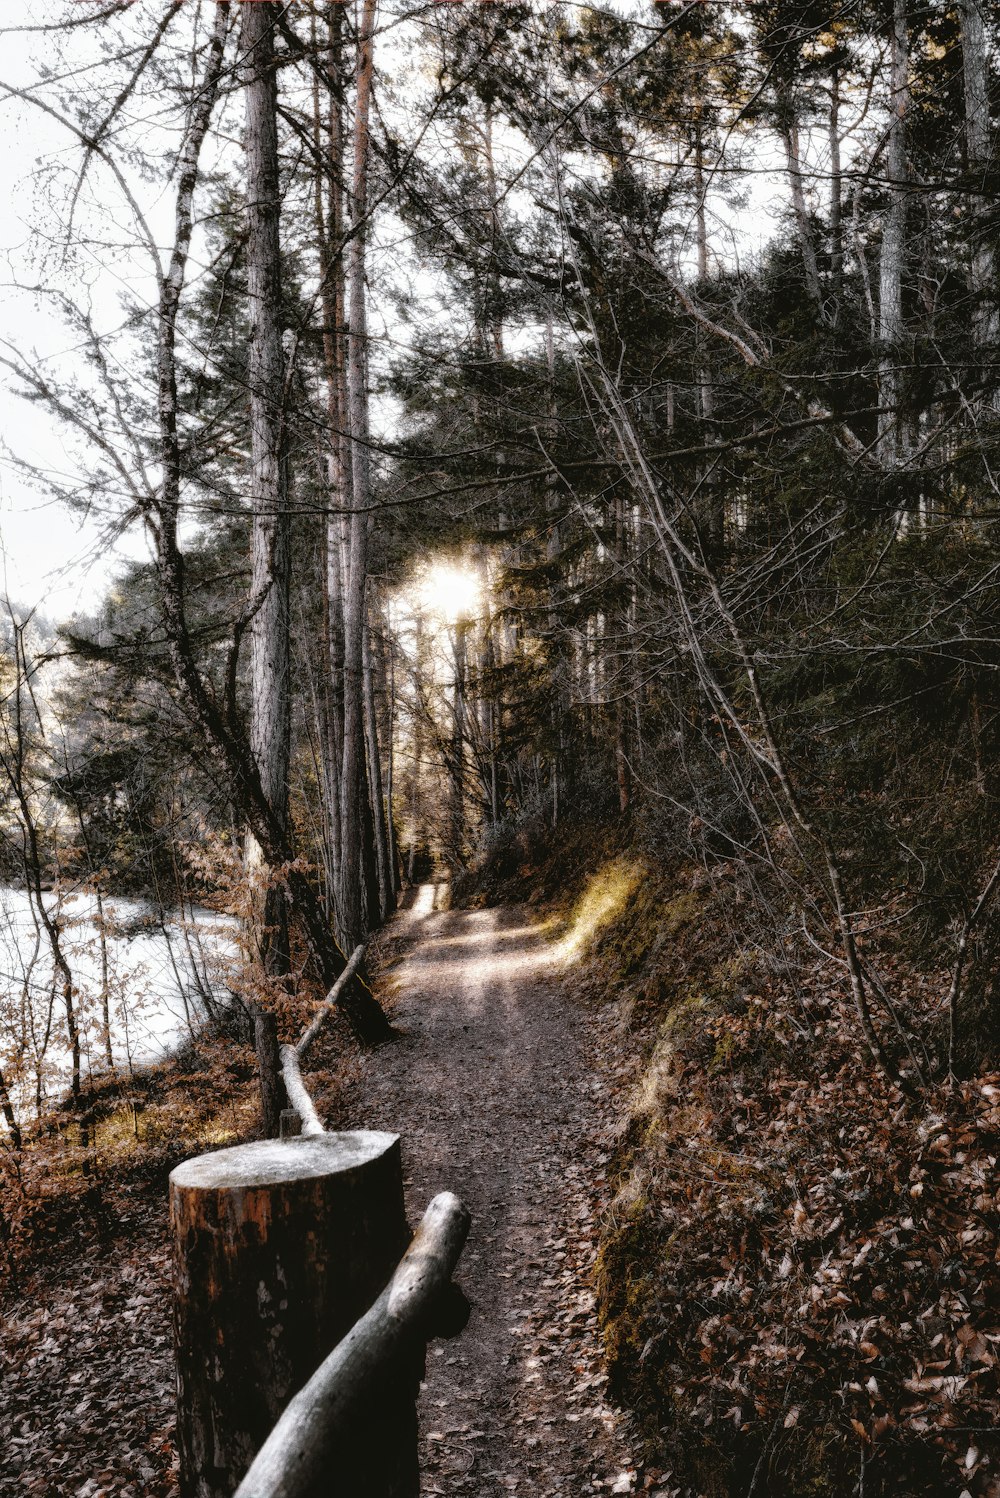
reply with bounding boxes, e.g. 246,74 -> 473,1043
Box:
171,1131 -> 417,1498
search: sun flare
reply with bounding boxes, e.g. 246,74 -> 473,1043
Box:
414,559 -> 483,625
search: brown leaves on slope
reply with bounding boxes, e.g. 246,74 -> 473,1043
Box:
597,948 -> 1000,1496
0,1037 -> 262,1497
1,1206 -> 176,1498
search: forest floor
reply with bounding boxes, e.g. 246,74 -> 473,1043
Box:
348,882 -> 671,1497
0,883 -> 677,1497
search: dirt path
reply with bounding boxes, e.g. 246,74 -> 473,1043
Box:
350,886 -> 646,1498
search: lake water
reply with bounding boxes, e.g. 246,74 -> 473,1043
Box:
0,885 -> 237,1121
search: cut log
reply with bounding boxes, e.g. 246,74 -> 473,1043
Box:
171,1131 -> 413,1498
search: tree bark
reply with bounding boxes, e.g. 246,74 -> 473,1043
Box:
253,1007 -> 286,1140
693,126 -> 723,557
313,0 -> 349,932
171,1132 -> 411,1498
879,0 -> 909,466
450,619 -> 468,870
339,0 -> 378,949
243,0 -> 293,1133
363,605 -> 394,923
959,0 -> 999,401
828,64 -> 843,308
780,104 -> 824,317
407,614 -> 426,882
244,0 -> 292,961
382,630 -> 402,895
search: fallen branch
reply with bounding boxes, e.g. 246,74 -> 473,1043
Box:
297,943 -> 368,1060
278,1048 -> 325,1137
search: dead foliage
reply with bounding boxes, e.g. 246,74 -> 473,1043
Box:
564,858 -> 1000,1497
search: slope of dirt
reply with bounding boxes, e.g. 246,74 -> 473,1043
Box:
351,884 -> 672,1497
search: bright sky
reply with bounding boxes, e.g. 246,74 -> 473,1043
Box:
0,3 -> 153,623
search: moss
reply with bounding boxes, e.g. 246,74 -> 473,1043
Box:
594,880 -> 700,985
595,1204 -> 668,1397
557,857 -> 645,964
710,1030 -> 736,1073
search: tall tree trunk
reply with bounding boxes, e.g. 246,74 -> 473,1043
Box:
64,770 -> 115,1072
960,0 -> 999,404
450,619 -> 468,870
780,102 -> 824,317
314,0 -> 349,931
363,601 -> 394,923
879,0 -> 909,467
481,615 -> 502,828
693,124 -> 723,558
339,0 -> 378,949
245,0 -> 291,972
407,614 -> 426,882
613,489 -> 631,815
316,503 -> 342,915
382,627 -> 401,895
828,64 -> 843,310
244,0 -> 291,1136
693,119 -> 709,282
95,886 -> 113,1072
543,309 -> 564,826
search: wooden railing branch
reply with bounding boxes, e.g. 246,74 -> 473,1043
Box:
232,1191 -> 471,1498
279,943 -> 367,1138
278,1046 -> 325,1136
298,943 -> 368,1060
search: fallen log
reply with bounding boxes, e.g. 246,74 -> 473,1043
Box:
278,944 -> 368,1137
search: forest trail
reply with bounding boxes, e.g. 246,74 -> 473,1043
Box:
351,886 -> 647,1498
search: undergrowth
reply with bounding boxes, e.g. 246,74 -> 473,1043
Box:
0,1008 -> 360,1297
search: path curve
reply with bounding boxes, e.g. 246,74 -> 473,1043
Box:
351,886 -> 641,1497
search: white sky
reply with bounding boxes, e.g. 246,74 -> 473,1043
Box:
0,2 -> 153,623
